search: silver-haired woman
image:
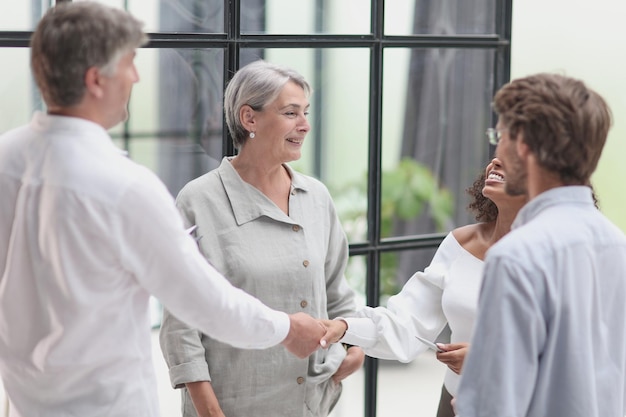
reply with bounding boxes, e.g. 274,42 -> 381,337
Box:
159,60 -> 364,417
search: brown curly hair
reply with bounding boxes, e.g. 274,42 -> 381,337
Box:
466,171 -> 498,223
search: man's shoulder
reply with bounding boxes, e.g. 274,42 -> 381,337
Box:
488,220 -> 550,265
492,207 -> 626,262
0,122 -> 30,139
62,148 -> 168,212
0,123 -> 33,154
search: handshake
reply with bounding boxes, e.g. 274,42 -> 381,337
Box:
281,313 -> 350,358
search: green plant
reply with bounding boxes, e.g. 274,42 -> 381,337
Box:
380,157 -> 453,237
333,157 -> 454,300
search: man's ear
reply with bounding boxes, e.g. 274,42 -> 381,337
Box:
239,104 -> 256,131
516,133 -> 530,161
84,67 -> 105,99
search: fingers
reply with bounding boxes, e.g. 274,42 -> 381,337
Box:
332,346 -> 365,383
319,318 -> 348,347
318,320 -> 329,348
438,342 -> 469,351
282,315 -> 354,357
436,345 -> 467,375
282,313 -> 326,358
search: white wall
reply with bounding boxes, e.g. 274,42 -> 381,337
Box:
511,0 -> 626,231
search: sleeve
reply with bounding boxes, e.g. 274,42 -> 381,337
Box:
116,169 -> 289,350
341,233 -> 459,362
157,190 -> 213,389
323,193 -> 357,320
159,309 -> 212,389
455,252 -> 546,417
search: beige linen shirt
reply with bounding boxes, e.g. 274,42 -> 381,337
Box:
160,157 -> 356,417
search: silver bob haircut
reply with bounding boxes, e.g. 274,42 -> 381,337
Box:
224,60 -> 311,150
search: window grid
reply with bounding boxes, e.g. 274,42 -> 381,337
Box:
0,1 -> 513,416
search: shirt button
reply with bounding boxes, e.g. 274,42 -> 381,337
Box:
296,376 -> 305,384
300,300 -> 308,308
291,189 -> 297,196
292,225 -> 300,232
302,260 -> 309,267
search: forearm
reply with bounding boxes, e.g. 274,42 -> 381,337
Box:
159,309 -> 213,389
185,381 -> 225,417
155,251 -> 290,350
323,314 -> 426,363
332,345 -> 366,383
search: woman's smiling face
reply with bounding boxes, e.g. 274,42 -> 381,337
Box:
252,81 -> 311,164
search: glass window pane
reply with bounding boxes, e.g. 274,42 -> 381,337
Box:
330,253 -> 366,417
75,0 -> 126,9
74,0 -> 224,33
119,48 -> 225,196
385,0 -> 497,35
16,1 -> 214,35
240,48 -> 371,244
136,0 -> 224,33
241,0 -> 370,35
0,48 -> 41,132
382,47 -> 494,240
0,2 -> 52,31
380,246 -> 438,304
345,255 -> 367,308
376,246 -> 446,416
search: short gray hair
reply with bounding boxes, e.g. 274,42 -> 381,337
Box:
224,60 -> 311,150
30,2 -> 148,108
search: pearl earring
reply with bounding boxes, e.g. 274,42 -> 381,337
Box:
249,132 -> 256,139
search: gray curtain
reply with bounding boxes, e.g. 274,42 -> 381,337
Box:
157,0 -> 263,196
395,0 -> 495,285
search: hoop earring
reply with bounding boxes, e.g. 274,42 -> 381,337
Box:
249,132 -> 256,139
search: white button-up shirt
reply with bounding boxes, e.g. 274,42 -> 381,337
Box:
456,186 -> 626,417
0,112 -> 289,417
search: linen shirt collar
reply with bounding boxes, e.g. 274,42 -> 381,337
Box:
217,157 -> 309,226
30,111 -> 128,157
512,185 -> 595,230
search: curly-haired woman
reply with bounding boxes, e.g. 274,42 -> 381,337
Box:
322,157 -> 528,417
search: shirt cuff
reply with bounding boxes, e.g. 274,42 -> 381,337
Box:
168,360 -> 211,389
338,317 -> 379,348
274,311 -> 291,345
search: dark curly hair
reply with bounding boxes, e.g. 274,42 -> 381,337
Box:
465,170 -> 599,222
466,171 -> 498,223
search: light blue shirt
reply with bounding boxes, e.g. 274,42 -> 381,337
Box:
456,186 -> 626,417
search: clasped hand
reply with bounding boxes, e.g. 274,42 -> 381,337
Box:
319,318 -> 349,346
281,315 -> 349,358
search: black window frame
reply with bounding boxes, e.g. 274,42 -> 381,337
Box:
0,1 -> 512,416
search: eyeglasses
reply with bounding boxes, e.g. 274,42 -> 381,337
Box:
486,127 -> 505,145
